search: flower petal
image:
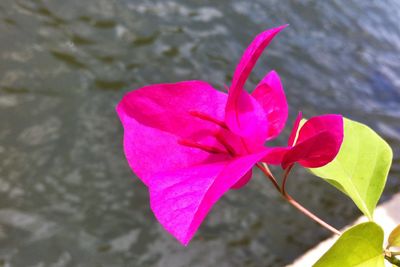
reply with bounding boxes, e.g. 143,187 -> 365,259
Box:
282,114 -> 344,169
252,71 -> 288,140
148,151 -> 269,245
230,170 -> 252,189
225,90 -> 269,146
225,25 -> 286,139
262,147 -> 290,165
230,25 -> 287,98
116,81 -> 230,185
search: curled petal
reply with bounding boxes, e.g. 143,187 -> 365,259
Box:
149,151 -> 269,245
252,71 -> 288,140
295,115 -> 343,145
282,131 -> 341,169
225,90 -> 269,146
283,114 -> 344,169
230,25 -> 287,98
225,25 -> 287,139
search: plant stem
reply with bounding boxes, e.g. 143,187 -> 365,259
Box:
385,254 -> 400,266
256,163 -> 281,192
283,192 -> 342,236
257,163 -> 341,236
281,164 -> 294,195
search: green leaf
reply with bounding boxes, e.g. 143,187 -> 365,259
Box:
309,118 -> 392,220
314,222 -> 385,267
388,224 -> 400,248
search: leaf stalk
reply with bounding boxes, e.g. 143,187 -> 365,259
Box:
257,163 -> 341,236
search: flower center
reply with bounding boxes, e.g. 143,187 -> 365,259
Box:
176,110 -> 237,156
188,110 -> 228,129
178,139 -> 227,154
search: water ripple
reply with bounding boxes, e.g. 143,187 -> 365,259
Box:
0,0 -> 399,266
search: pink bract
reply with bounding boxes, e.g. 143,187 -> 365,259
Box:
263,113 -> 344,169
116,25 -> 344,245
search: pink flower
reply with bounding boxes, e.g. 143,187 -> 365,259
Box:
116,25 -> 343,245
264,112 -> 344,169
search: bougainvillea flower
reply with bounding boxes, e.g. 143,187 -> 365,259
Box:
225,25 -> 288,143
116,25 -> 343,245
263,112 -> 344,169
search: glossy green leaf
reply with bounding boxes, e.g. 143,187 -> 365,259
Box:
388,224 -> 400,248
314,222 -> 385,267
309,118 -> 392,220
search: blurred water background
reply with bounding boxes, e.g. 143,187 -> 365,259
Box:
0,0 -> 399,266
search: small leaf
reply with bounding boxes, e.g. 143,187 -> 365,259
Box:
314,222 -> 385,267
388,224 -> 400,248
309,118 -> 392,220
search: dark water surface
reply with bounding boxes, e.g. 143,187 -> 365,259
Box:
1,0 -> 399,266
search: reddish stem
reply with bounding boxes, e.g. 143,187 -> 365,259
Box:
256,163 -> 280,192
282,192 -> 341,236
281,164 -> 294,195
257,162 -> 341,236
